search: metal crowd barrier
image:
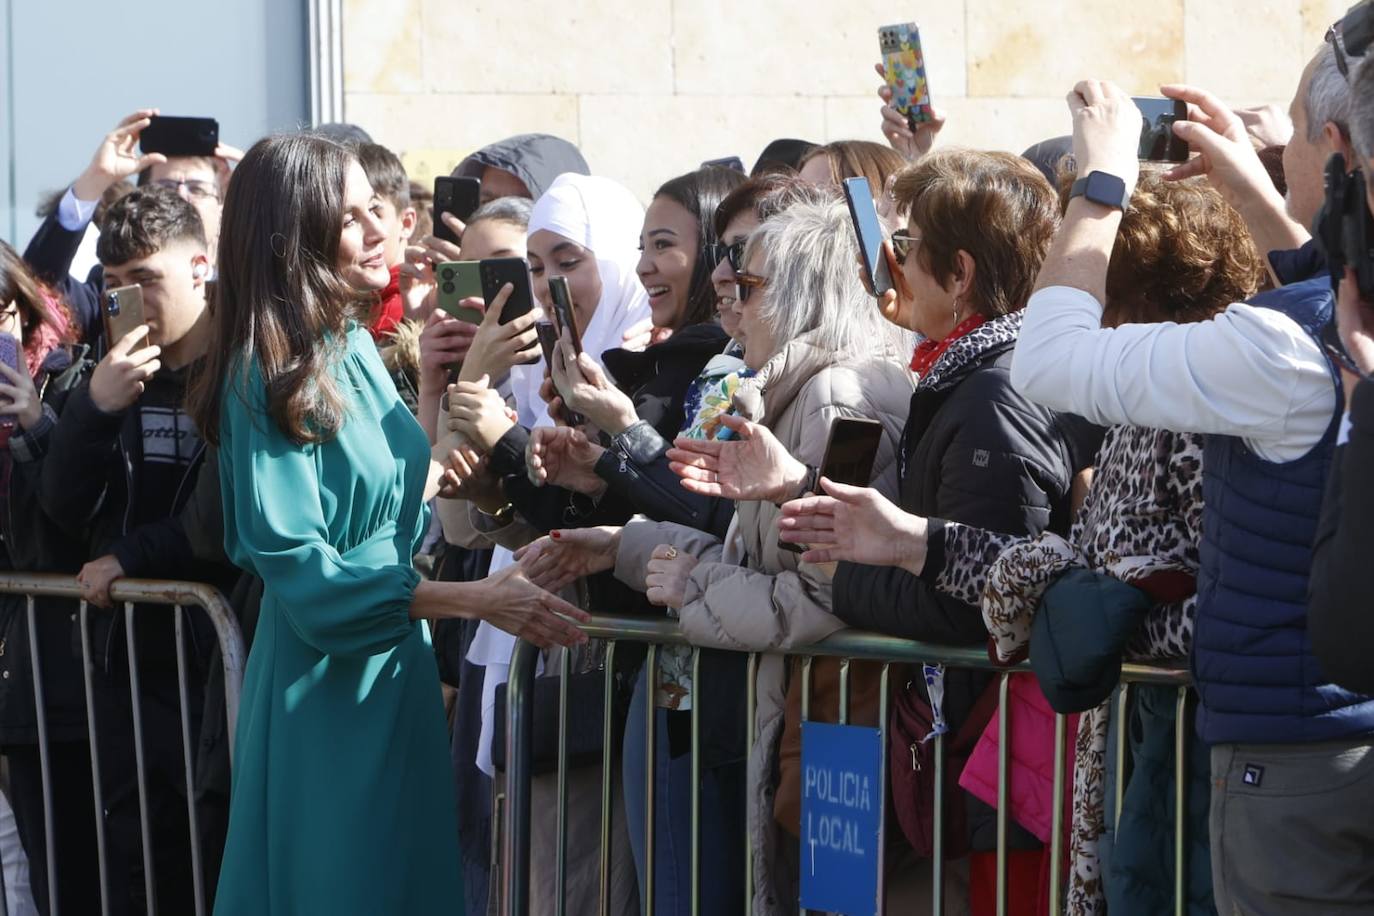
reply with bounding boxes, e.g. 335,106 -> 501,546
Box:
500,614 -> 1192,916
0,573 -> 244,916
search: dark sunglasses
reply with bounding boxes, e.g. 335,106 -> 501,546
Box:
708,239 -> 747,273
891,231 -> 921,263
1328,22 -> 1353,79
734,271 -> 767,304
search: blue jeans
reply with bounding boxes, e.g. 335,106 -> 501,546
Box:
622,672 -> 745,916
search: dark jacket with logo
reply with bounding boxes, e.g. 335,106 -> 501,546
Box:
38,361 -> 231,675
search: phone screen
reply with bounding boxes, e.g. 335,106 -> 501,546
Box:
843,177 -> 895,297
140,116 -> 219,157
548,277 -> 582,355
437,261 -> 485,324
434,176 -> 481,245
0,333 -> 20,425
1132,97 -> 1189,163
819,418 -> 885,487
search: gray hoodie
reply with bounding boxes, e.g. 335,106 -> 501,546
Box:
450,133 -> 590,200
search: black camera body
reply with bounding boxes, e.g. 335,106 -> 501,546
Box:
1314,153 -> 1374,299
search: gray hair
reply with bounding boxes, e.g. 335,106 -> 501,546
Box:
469,195 -> 534,229
743,198 -> 913,362
1306,42 -> 1352,141
1352,56 -> 1374,161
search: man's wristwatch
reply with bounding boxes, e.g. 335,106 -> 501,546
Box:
1069,171 -> 1131,212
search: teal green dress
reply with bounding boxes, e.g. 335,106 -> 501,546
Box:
212,325 -> 461,913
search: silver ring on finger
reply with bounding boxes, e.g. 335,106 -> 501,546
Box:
665,546 -> 678,560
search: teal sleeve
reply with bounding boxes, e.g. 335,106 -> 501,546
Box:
220,388 -> 419,658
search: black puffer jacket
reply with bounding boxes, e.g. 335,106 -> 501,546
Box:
832,312 -> 1101,848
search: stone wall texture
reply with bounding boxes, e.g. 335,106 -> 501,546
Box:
342,0 -> 1352,201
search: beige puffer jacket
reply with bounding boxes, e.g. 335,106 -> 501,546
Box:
615,330 -> 915,913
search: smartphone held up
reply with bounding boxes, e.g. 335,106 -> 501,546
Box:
0,333 -> 22,427
1132,97 -> 1190,163
433,176 -> 481,246
843,177 -> 896,298
880,22 -> 933,130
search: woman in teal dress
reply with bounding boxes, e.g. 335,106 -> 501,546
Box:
187,133 -> 588,914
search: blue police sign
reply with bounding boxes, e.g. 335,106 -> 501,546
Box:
799,721 -> 883,915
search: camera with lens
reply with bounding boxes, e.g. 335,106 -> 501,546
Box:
1314,153 -> 1374,300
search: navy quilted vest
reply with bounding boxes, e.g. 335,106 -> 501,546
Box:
1194,275 -> 1374,744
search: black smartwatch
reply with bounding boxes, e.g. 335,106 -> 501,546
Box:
1069,171 -> 1130,212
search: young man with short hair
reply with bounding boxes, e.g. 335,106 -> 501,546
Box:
40,185 -> 232,915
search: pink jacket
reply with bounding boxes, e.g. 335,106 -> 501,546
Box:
958,673 -> 1077,844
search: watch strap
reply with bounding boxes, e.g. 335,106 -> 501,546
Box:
1069,172 -> 1130,211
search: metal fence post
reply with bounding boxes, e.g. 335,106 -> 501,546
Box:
503,638 -> 539,916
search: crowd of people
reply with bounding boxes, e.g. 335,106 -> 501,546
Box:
0,12 -> 1373,916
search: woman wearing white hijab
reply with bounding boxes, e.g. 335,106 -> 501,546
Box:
444,172 -> 648,916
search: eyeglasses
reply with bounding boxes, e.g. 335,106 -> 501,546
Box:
734,271 -> 768,304
0,305 -> 18,332
708,239 -> 747,273
152,178 -> 220,202
891,231 -> 922,263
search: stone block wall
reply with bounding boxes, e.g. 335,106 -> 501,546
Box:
342,0 -> 1350,201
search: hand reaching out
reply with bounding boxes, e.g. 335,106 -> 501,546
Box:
526,425 -> 606,495
514,526 -> 622,593
777,477 -> 929,572
666,414 -> 807,503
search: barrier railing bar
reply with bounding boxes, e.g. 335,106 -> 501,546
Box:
1174,687 -> 1187,916
503,638 -> 538,916
123,604 -> 157,915
642,644 -> 658,916
689,648 -> 701,916
744,652 -> 757,915
78,604 -> 111,916
174,608 -> 207,916
1114,685 -> 1129,833
554,651 -> 570,916
876,663 -> 890,915
1048,713 -> 1067,915
597,642 -> 617,916
0,575 -> 245,756
933,728 -> 945,914
837,658 -> 850,726
995,672 -> 1010,916
23,595 -> 55,914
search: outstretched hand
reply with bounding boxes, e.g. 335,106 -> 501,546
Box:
526,425 -> 606,494
777,477 -> 930,572
479,564 -> 589,648
514,526 -> 622,593
666,414 -> 807,504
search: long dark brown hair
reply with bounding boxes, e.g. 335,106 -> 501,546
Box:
189,133 -> 365,446
652,166 -> 746,329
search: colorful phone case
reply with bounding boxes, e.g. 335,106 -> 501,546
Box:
880,22 -> 932,126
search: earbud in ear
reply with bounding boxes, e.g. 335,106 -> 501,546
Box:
193,263 -> 209,279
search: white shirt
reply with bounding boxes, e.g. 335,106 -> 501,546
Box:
1012,285 -> 1337,464
57,187 -> 97,232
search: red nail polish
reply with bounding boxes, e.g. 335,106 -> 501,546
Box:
551,531 -> 562,540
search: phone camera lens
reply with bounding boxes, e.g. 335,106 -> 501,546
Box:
440,267 -> 453,281
442,282 -> 455,294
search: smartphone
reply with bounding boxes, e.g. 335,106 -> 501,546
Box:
545,276 -> 588,426
140,116 -> 219,157
780,417 -> 886,554
843,177 -> 895,298
479,257 -> 536,325
0,333 -> 21,426
547,277 -> 582,355
535,321 -> 559,365
433,176 -> 481,245
436,261 -> 485,324
880,22 -> 933,129
1133,97 -> 1189,163
102,285 -> 148,351
702,156 -> 746,173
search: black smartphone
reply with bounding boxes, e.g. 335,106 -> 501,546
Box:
842,177 -> 895,297
140,116 -> 219,157
1132,97 -> 1189,163
535,321 -> 559,365
433,176 -> 481,245
478,257 -> 536,325
780,417 -> 885,554
702,156 -> 746,173
547,277 -> 582,355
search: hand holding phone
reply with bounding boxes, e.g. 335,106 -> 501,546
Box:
0,333 -> 25,427
779,417 -> 884,553
102,285 -> 148,352
880,23 -> 933,130
436,261 -> 485,325
90,325 -> 161,414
